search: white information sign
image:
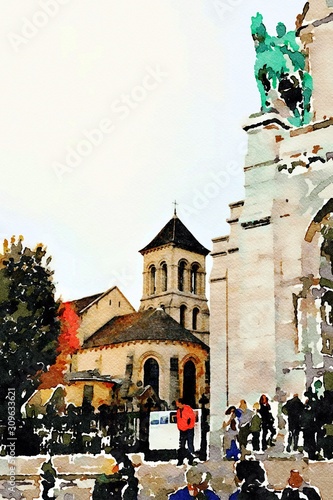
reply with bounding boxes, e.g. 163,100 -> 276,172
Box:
149,409 -> 201,450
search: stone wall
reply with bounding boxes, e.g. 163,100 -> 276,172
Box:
210,113 -> 333,430
2,454 -> 333,499
0,454 -> 116,499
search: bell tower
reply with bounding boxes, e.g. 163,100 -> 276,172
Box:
139,209 -> 210,341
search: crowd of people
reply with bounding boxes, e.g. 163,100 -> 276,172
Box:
221,385 -> 333,461
168,463 -> 322,499
168,392 -> 327,498
282,386 -> 333,461
222,396 -> 277,460
229,463 -> 321,500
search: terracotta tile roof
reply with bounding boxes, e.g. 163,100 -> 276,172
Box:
82,308 -> 208,350
139,215 -> 210,256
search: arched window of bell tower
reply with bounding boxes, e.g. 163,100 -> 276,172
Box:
192,307 -> 199,330
180,304 -> 187,328
178,260 -> 187,292
161,262 -> 168,292
191,263 -> 200,294
149,265 -> 156,295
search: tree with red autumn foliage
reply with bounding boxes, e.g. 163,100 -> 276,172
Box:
39,301 -> 80,389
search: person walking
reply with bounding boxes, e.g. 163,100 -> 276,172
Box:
258,394 -> 276,450
282,394 -> 304,452
175,398 -> 197,466
249,403 -> 262,452
237,400 -> 253,457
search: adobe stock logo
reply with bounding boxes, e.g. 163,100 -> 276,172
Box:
7,0 -> 71,52
179,141 -> 247,217
52,65 -> 168,181
212,0 -> 244,20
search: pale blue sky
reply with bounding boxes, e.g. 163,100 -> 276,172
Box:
1,1 -> 305,307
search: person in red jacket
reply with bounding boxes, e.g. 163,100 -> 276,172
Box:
175,398 -> 197,466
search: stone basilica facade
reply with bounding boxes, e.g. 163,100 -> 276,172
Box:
210,0 -> 333,433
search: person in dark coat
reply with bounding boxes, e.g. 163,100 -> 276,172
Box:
258,394 -> 276,450
229,460 -> 279,500
282,394 -> 304,452
300,400 -> 317,461
249,403 -> 262,452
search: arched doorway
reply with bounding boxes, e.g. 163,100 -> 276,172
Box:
183,360 -> 196,408
144,358 -> 159,396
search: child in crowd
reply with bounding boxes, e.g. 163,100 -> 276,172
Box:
221,406 -> 240,460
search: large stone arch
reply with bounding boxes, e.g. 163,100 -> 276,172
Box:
301,175 -> 333,218
298,199 -> 333,387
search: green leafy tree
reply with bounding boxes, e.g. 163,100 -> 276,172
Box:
0,237 -> 60,425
